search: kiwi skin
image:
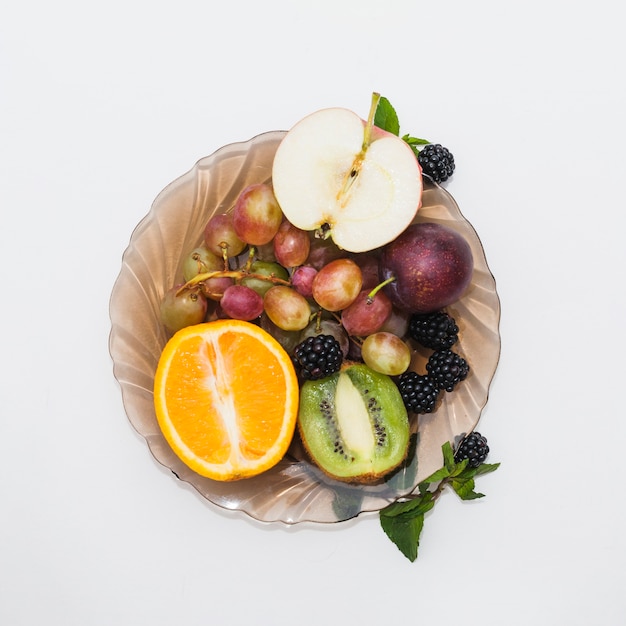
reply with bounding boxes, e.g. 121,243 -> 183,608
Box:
297,362 -> 410,483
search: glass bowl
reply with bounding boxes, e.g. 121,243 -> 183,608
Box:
109,130 -> 501,524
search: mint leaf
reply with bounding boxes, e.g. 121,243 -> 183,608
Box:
472,462 -> 501,476
421,465 -> 451,484
420,443 -> 456,484
402,134 -> 431,158
448,462 -> 500,500
372,95 -> 431,157
450,476 -> 484,500
379,440 -> 500,562
374,96 -> 400,136
380,511 -> 425,562
379,489 -> 436,562
442,440 -> 456,471
380,491 -> 435,519
402,134 -> 430,146
450,458 -> 470,477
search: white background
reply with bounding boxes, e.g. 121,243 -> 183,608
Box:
1,1 -> 625,624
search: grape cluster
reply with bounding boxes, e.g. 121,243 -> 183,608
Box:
159,182 -> 409,374
159,181 -> 470,397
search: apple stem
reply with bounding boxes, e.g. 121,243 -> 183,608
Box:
362,91 -> 381,152
366,276 -> 395,304
315,224 -> 332,241
338,92 -> 382,201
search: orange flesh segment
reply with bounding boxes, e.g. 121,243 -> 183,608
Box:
154,320 -> 298,481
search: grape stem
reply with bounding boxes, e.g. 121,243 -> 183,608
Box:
312,309 -> 324,333
218,242 -> 230,269
242,246 -> 256,272
176,268 -> 291,297
366,276 -> 395,304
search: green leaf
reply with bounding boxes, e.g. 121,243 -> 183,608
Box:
472,462 -> 501,476
421,441 -> 455,484
450,477 -> 485,501
374,96 -> 400,136
380,491 -> 435,519
422,465 -> 451,484
378,439 -> 500,562
402,134 -> 430,158
450,458 -> 470,477
380,511 -> 425,562
418,481 -> 430,496
442,441 -> 456,471
402,134 -> 430,146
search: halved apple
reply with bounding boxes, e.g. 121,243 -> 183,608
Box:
271,95 -> 422,253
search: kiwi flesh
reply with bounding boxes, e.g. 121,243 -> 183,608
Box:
297,363 -> 410,483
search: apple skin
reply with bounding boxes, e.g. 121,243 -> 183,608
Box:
379,222 -> 473,314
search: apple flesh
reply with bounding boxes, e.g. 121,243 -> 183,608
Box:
379,222 -> 473,313
271,98 -> 422,253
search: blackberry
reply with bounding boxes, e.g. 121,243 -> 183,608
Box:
418,144 -> 455,183
426,349 -> 469,392
396,371 -> 441,414
292,334 -> 343,381
409,310 -> 459,350
454,431 -> 490,468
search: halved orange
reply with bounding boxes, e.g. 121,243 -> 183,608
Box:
153,319 -> 299,481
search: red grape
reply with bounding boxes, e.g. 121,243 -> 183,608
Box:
341,289 -> 392,337
220,284 -> 264,321
305,233 -> 346,269
291,265 -> 317,298
232,183 -> 283,245
263,285 -> 311,331
311,258 -> 362,311
204,213 -> 247,258
273,220 -> 310,267
352,253 -> 380,290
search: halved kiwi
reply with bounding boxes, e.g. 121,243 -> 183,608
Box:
297,363 -> 410,483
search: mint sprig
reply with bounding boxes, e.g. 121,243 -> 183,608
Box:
379,441 -> 500,562
373,95 -> 431,157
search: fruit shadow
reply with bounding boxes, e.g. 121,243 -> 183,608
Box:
150,427 -> 421,533
280,428 -> 421,526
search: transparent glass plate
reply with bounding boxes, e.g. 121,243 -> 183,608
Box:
109,131 -> 501,524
